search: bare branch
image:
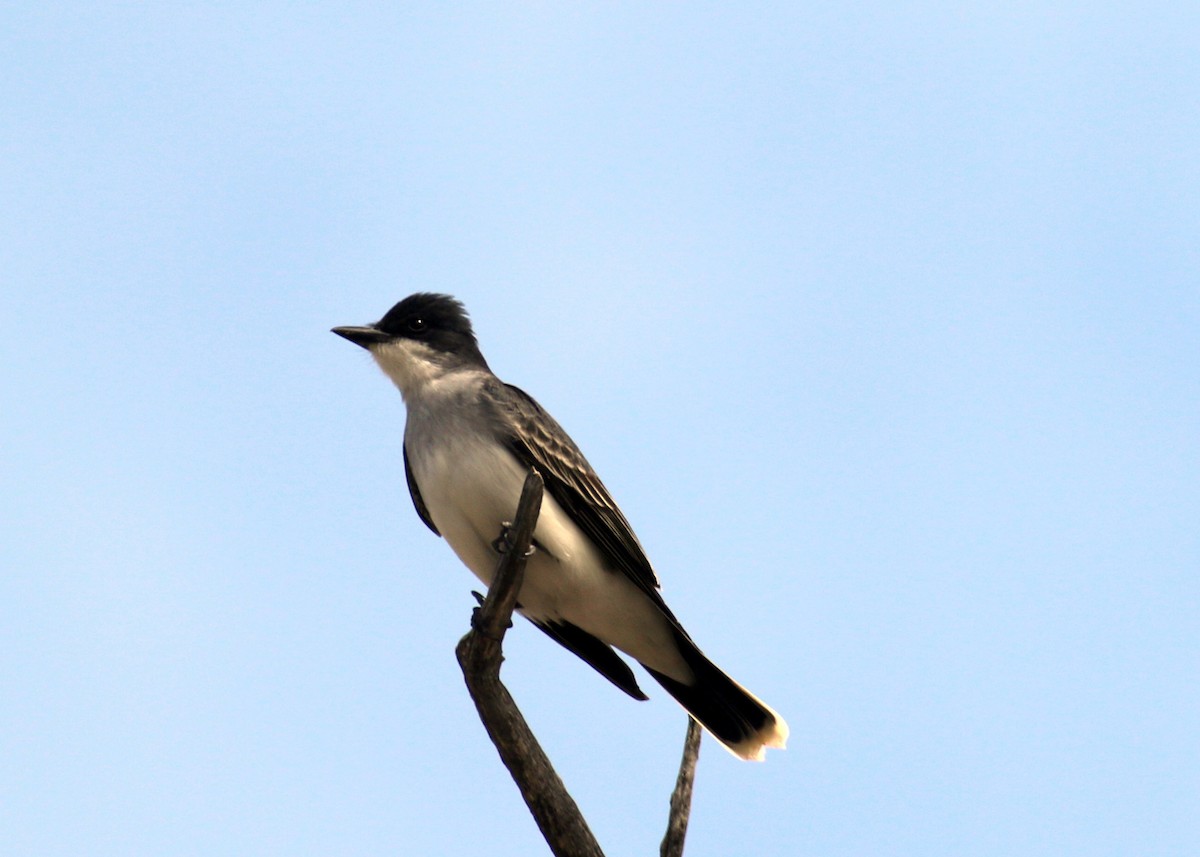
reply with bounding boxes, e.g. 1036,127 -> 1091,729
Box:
456,468 -> 706,857
455,469 -> 606,857
660,718 -> 702,857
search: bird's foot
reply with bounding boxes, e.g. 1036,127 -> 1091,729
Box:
491,522 -> 537,557
470,604 -> 513,638
470,591 -> 516,633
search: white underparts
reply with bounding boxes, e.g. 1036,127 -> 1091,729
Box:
372,344 -> 692,682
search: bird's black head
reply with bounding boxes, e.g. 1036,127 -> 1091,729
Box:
332,293 -> 488,369
377,293 -> 474,342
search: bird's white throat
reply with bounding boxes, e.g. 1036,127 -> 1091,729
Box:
370,339 -> 454,401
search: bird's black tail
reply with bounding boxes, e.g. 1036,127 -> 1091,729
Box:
643,627 -> 788,761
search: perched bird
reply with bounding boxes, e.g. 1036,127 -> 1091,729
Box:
333,294 -> 787,760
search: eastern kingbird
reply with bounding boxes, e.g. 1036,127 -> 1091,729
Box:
333,293 -> 788,760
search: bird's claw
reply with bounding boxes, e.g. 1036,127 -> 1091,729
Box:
470,605 -> 512,636
491,522 -> 536,557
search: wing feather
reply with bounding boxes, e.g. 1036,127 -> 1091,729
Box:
404,442 -> 440,535
532,619 -> 648,700
487,380 -> 682,627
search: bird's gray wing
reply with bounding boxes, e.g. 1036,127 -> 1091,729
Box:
403,442 -> 440,535
530,619 -> 648,700
467,590 -> 648,700
488,380 -> 682,627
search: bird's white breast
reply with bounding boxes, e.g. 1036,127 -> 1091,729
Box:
400,372 -> 580,607
400,370 -> 687,679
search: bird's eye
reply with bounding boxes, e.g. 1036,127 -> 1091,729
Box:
407,317 -> 428,334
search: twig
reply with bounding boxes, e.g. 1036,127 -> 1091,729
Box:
660,718 -> 702,857
455,469 -> 606,857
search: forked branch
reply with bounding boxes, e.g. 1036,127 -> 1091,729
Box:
455,468 -> 699,857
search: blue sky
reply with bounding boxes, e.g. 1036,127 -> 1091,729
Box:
2,4 -> 1197,855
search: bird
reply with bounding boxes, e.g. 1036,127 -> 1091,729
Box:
332,293 -> 788,760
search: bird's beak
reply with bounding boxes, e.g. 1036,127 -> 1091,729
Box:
331,325 -> 391,349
